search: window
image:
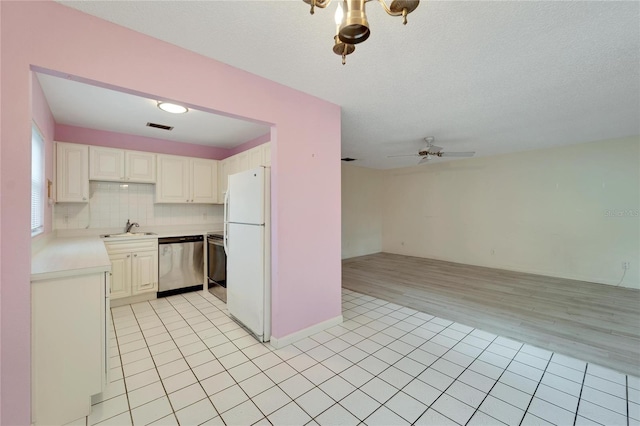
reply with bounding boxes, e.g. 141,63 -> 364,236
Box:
31,124 -> 45,236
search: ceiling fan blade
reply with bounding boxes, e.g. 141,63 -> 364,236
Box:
418,157 -> 430,164
387,154 -> 421,158
429,145 -> 443,152
438,151 -> 475,157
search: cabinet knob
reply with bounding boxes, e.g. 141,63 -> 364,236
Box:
82,197 -> 87,201
127,254 -> 131,258
134,254 -> 137,257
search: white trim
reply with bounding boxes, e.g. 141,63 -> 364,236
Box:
269,314 -> 343,349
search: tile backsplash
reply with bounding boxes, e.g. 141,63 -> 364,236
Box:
54,182 -> 223,230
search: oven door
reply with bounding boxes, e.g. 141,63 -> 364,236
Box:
207,236 -> 227,288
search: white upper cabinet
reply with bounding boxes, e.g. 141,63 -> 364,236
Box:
56,142 -> 89,203
90,146 -> 156,183
191,158 -> 218,204
217,142 -> 270,203
156,154 -> 218,203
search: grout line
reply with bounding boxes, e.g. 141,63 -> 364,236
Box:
573,362 -> 589,426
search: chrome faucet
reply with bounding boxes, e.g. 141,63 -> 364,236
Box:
125,219 -> 139,233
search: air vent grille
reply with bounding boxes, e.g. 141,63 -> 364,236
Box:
146,122 -> 174,131
341,157 -> 357,162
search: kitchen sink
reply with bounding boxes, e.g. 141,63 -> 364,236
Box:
100,232 -> 157,238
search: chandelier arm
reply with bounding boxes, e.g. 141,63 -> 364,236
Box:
376,0 -> 404,17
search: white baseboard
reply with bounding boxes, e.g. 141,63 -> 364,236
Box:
269,315 -> 343,349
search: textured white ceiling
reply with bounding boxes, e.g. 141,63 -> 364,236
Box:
57,0 -> 639,168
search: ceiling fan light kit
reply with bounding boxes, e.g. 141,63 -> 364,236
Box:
388,137 -> 476,165
303,0 -> 420,65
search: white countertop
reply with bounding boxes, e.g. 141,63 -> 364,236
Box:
31,225 -> 221,281
31,237 -> 112,282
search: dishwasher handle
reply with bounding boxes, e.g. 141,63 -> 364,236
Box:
158,235 -> 204,245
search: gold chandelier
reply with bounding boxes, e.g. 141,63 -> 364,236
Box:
304,0 -> 420,64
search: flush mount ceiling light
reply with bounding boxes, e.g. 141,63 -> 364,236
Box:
304,0 -> 420,65
157,101 -> 188,114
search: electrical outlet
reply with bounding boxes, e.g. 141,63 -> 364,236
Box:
622,261 -> 630,270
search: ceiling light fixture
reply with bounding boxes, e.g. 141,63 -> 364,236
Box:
157,101 -> 188,114
304,0 -> 420,65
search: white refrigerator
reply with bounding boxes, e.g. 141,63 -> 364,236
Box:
224,167 -> 271,342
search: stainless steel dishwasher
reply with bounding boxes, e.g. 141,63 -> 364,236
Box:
158,235 -> 204,298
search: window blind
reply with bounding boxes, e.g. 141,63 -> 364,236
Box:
31,125 -> 45,235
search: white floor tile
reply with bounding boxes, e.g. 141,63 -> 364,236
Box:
415,408 -> 458,425
418,367 -> 456,391
88,394 -> 129,425
578,399 -> 628,426
279,373 -> 315,399
167,382 -> 207,411
228,360 -> 261,382
403,378 -> 442,406
384,391 -> 428,423
301,363 -> 335,385
220,400 -> 264,426
295,388 -> 335,417
319,376 -> 357,402
209,384 -> 249,414
364,406 -> 410,426
125,368 -> 161,392
268,401 -> 314,426
128,381 -> 166,409
489,382 -> 532,410
478,395 -> 525,425
239,372 -> 276,397
584,374 -> 627,399
546,361 -> 585,383
534,383 -> 579,413
339,364 -> 374,387
288,353 -> 318,372
467,411 -> 508,426
315,403 -> 360,426
162,369 -> 198,394
130,396 -> 173,426
432,393 -> 476,425
446,380 -> 487,408
174,398 -> 218,426
200,371 -> 235,396
104,290 -> 633,426
92,412 -> 131,426
265,361 -> 298,384
527,397 -> 575,425
252,385 -> 293,416
148,413 -> 178,425
192,359 -> 225,381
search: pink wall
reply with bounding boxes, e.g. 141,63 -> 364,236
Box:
31,74 -> 56,238
0,1 -> 342,424
56,124 -> 233,160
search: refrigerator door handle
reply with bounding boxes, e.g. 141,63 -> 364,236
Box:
223,188 -> 229,256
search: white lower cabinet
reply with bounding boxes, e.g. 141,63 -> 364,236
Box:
105,240 -> 158,299
31,271 -> 109,425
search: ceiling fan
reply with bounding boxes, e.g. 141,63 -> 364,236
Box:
388,137 -> 476,164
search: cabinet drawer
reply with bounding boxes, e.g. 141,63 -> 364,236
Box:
104,239 -> 157,254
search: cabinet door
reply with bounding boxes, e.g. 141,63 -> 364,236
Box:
236,151 -> 250,173
109,253 -> 131,299
263,143 -> 271,166
89,146 -> 125,182
248,146 -> 264,169
132,250 -> 158,295
191,159 -> 218,204
218,158 -> 230,203
126,151 -> 156,183
56,142 -> 89,202
156,155 -> 190,203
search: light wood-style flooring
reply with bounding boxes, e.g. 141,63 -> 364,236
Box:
342,252 -> 640,376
